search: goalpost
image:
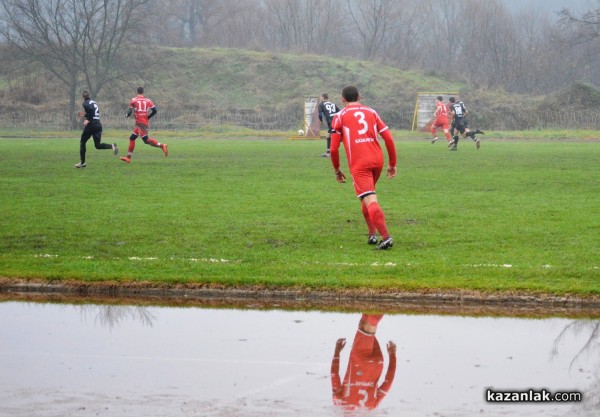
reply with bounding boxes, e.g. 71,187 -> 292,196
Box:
412,92 -> 459,132
290,95 -> 322,140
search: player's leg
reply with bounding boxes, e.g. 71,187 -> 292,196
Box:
449,124 -> 458,148
91,125 -> 112,151
141,133 -> 168,157
360,314 -> 383,333
142,135 -> 168,156
142,135 -> 159,147
120,132 -> 138,163
361,200 -> 377,244
362,168 -> 393,249
463,126 -> 481,149
322,126 -> 332,157
354,168 -> 392,249
450,131 -> 460,151
363,195 -> 393,250
464,128 -> 476,140
354,169 -> 387,245
451,122 -> 465,151
442,121 -> 452,143
431,123 -> 439,144
76,130 -> 91,168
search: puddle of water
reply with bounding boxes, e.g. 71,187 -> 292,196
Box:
0,301 -> 598,417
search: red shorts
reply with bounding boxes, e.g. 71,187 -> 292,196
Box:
349,330 -> 383,362
351,167 -> 382,199
433,118 -> 449,130
132,123 -> 149,137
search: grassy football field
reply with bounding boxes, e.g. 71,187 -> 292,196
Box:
0,132 -> 599,296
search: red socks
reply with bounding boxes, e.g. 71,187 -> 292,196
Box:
361,201 -> 376,236
367,202 -> 390,240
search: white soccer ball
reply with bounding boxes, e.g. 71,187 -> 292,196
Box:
298,129 -> 304,136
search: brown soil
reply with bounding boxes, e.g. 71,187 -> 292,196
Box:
1,278 -> 599,318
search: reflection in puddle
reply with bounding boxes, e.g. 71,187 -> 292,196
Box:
86,304 -> 156,329
0,301 -> 598,417
331,314 -> 396,410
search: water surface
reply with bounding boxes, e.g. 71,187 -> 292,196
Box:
0,301 -> 598,416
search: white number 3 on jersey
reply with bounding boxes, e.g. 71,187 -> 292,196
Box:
354,111 -> 369,135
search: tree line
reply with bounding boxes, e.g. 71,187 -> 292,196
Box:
1,0 -> 600,128
145,0 -> 600,93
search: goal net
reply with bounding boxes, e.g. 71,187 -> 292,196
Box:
412,92 -> 459,132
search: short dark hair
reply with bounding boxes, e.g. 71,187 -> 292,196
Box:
449,96 -> 456,103
82,90 -> 91,100
137,86 -> 144,94
437,95 -> 443,101
321,93 -> 329,100
342,85 -> 359,102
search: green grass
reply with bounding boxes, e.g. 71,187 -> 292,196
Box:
0,132 -> 599,296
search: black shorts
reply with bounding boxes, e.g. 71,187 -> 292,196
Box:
452,118 -> 469,134
81,121 -> 102,141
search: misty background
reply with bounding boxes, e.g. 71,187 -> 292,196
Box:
2,0 -> 600,130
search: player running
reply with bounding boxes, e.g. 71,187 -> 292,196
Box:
430,95 -> 453,145
330,86 -> 397,250
448,96 -> 484,151
75,90 -> 118,168
120,87 -> 168,163
318,93 -> 340,157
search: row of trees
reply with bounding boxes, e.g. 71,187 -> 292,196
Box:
147,0 -> 600,93
2,0 -> 600,126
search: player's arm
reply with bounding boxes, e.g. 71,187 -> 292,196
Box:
330,131 -> 346,183
379,128 -> 397,178
126,106 -> 133,118
331,338 -> 345,394
378,341 -> 397,395
148,106 -> 157,119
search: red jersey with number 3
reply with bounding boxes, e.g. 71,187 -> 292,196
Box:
331,103 -> 395,173
129,95 -> 155,126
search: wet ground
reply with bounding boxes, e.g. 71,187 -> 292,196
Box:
1,298 -> 599,417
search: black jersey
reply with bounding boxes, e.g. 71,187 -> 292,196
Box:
450,102 -> 467,119
319,101 -> 340,126
82,98 -> 101,123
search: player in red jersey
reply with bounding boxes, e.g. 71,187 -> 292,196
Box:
120,87 -> 168,163
330,85 -> 397,250
331,314 -> 397,410
430,95 -> 453,145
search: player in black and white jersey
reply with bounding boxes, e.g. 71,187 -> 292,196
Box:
318,93 -> 340,157
448,96 -> 484,151
75,91 -> 118,168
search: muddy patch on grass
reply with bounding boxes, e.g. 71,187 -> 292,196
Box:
1,278 -> 599,317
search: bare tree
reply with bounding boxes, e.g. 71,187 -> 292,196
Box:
381,0 -> 426,70
0,0 -> 151,126
265,0 -> 337,53
420,0 -> 464,74
152,0 -> 221,46
346,0 -> 395,60
557,3 -> 600,87
199,0 -> 266,49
